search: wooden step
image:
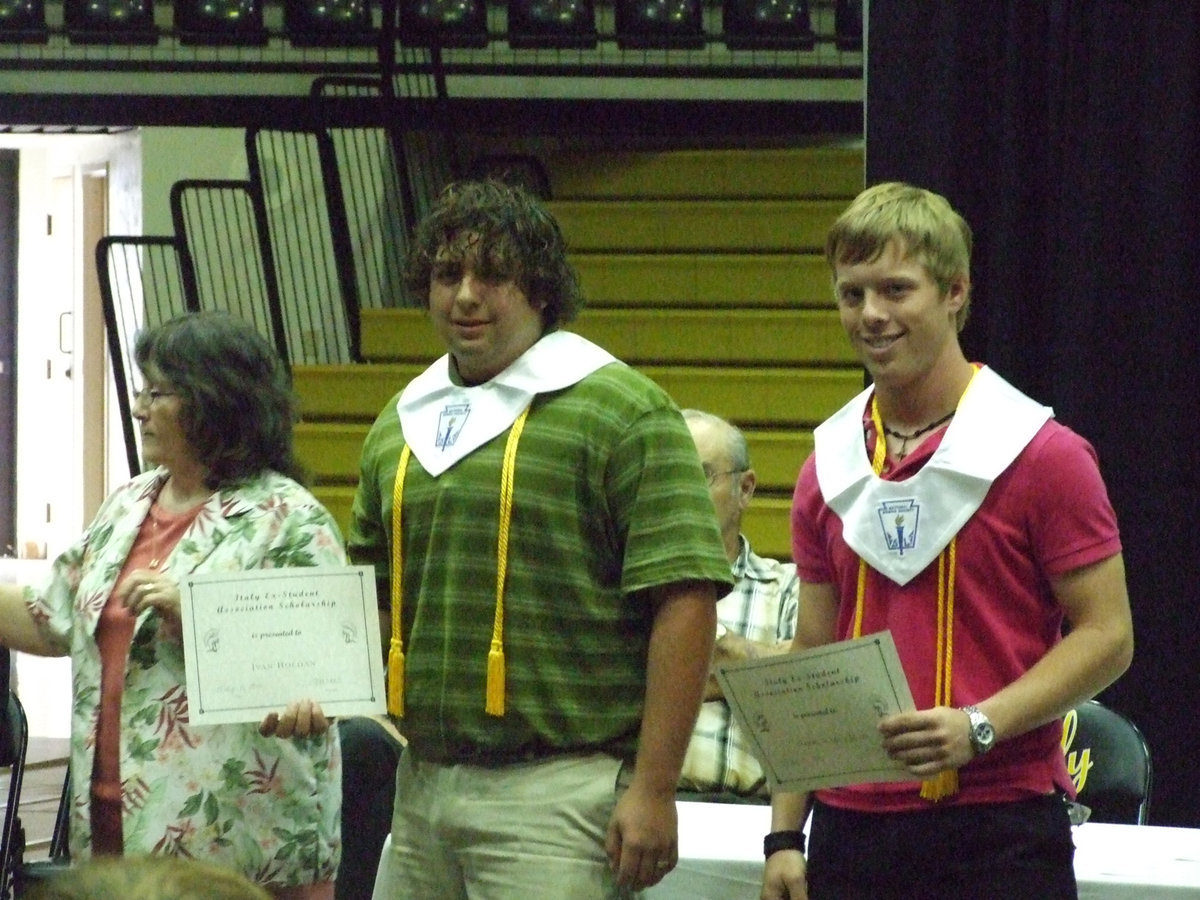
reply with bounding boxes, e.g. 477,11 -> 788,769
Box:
571,252 -> 835,308
545,146 -> 864,201
296,421 -> 814,494
294,364 -> 419,422
644,366 -> 862,426
293,363 -> 863,428
357,308 -> 856,367
547,199 -> 847,252
295,422 -> 366,484
570,309 -> 853,367
743,430 -> 813,490
742,497 -> 791,562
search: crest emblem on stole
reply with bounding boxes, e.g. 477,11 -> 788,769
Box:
877,499 -> 919,556
435,401 -> 470,450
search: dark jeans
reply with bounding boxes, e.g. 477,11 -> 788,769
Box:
806,795 -> 1077,900
335,717 -> 404,900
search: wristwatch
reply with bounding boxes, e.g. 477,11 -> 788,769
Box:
961,705 -> 996,756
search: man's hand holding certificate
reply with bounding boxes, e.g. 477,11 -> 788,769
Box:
715,631 -> 916,793
179,566 -> 386,726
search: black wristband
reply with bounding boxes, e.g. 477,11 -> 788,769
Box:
764,829 -> 806,858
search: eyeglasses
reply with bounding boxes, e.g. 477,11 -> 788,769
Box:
133,386 -> 178,406
705,468 -> 744,487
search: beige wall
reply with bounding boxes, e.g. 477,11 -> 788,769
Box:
141,127 -> 250,236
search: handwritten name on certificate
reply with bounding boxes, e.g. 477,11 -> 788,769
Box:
180,566 -> 386,726
715,631 -> 916,793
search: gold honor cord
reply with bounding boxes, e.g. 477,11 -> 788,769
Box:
387,405 -> 531,719
387,444 -> 411,717
861,397 -> 960,801
487,406 -> 528,715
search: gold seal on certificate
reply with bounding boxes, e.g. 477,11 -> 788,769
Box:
179,566 -> 386,726
715,631 -> 916,793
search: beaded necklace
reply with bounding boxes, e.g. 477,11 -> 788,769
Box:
855,371 -> 977,801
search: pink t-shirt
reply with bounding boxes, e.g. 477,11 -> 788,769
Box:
91,500 -> 203,854
792,407 -> 1122,813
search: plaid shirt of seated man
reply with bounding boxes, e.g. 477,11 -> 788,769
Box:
678,535 -> 799,797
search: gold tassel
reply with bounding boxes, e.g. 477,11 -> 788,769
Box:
485,639 -> 506,715
484,405 -> 528,717
387,641 -> 405,717
920,769 -> 959,802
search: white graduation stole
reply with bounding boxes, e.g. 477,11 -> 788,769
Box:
396,330 -> 617,476
814,367 -> 1053,586
386,330 -> 617,719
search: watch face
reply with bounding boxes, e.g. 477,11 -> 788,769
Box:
964,706 -> 995,753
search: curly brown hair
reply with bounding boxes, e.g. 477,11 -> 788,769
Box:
404,179 -> 584,330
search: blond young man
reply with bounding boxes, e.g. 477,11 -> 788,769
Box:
763,183 -> 1133,900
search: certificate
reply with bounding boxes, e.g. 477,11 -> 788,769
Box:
715,631 -> 916,793
180,566 -> 386,726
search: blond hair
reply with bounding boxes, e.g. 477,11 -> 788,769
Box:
826,181 -> 974,330
26,856 -> 273,900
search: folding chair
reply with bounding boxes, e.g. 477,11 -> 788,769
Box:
0,650 -> 29,900
1061,699 -> 1153,825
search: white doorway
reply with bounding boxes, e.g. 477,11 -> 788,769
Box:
4,130 -> 142,738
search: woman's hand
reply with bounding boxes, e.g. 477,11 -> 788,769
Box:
260,700 -> 331,739
118,570 -> 183,638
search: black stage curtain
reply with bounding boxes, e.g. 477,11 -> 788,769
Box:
867,1 -> 1200,826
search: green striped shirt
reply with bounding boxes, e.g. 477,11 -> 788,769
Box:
349,360 -> 732,761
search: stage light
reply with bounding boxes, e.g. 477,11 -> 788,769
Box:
398,0 -> 488,48
834,0 -> 862,51
615,0 -> 704,50
285,0 -> 378,48
722,0 -> 812,51
64,0 -> 158,43
0,0 -> 48,43
507,0 -> 595,49
174,0 -> 267,45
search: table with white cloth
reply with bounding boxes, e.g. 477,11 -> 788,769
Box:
370,800 -> 1200,898
642,801 -> 1200,900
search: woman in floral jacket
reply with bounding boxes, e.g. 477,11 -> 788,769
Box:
0,312 -> 343,899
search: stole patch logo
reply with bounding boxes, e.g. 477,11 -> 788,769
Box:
436,401 -> 470,450
877,499 -> 919,555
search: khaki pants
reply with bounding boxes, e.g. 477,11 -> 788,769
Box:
377,750 -> 638,900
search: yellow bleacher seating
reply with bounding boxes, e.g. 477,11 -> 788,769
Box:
293,142 -> 866,560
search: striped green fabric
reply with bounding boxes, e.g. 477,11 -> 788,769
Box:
350,361 -> 732,762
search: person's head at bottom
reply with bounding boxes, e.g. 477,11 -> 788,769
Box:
26,855 -> 272,900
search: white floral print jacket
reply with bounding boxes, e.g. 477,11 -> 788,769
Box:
25,467 -> 345,887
